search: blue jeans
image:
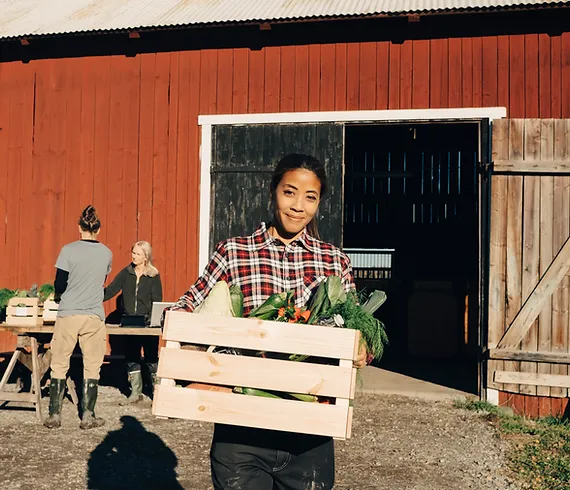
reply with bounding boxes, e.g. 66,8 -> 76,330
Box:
210,425 -> 335,490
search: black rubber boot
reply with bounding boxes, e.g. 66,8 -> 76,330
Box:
119,369 -> 143,406
79,379 -> 105,430
43,378 -> 66,429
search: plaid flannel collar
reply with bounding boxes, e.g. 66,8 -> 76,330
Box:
254,222 -> 317,253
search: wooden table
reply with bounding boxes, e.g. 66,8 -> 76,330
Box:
0,323 -> 162,420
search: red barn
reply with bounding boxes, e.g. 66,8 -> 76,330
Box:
1,0 -> 570,417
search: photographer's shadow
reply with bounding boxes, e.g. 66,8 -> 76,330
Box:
87,416 -> 184,489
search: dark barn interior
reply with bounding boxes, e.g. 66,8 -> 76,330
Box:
343,122 -> 482,394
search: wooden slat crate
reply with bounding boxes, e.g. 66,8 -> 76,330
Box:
5,297 -> 42,326
41,300 -> 59,323
152,310 -> 360,440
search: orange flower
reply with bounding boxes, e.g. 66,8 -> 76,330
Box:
299,310 -> 310,322
277,307 -> 286,318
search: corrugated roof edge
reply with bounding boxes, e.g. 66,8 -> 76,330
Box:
1,3 -> 568,41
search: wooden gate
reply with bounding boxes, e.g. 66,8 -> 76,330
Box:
487,119 -> 570,399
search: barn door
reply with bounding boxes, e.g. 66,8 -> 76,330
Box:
209,123 -> 344,252
487,119 -> 570,398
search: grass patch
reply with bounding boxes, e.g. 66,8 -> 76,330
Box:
454,398 -> 570,490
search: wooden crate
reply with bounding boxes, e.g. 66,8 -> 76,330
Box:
42,300 -> 59,323
152,310 -> 360,440
5,297 -> 41,326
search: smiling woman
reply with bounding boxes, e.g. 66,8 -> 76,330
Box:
166,153 -> 367,490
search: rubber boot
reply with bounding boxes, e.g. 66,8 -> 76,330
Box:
119,369 -> 143,406
147,363 -> 159,400
79,379 -> 105,430
43,378 -> 66,429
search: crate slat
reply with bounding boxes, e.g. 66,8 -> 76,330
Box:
157,348 -> 354,398
6,298 -> 41,326
152,384 -> 352,439
163,310 -> 359,360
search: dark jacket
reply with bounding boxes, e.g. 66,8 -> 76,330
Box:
104,264 -> 163,321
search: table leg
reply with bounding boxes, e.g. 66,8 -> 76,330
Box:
30,337 -> 42,421
0,349 -> 21,392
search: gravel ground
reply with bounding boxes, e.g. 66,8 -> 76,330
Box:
0,386 -> 519,490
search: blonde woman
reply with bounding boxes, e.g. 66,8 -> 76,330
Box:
104,241 -> 163,404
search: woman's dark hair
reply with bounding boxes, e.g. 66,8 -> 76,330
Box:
78,205 -> 101,233
270,153 -> 327,239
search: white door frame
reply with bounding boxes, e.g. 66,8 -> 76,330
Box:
197,107 -> 506,272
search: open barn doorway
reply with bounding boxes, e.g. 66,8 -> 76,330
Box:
343,122 -> 485,395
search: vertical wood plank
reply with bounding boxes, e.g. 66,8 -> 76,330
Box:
346,43 -> 360,110
359,42 -> 376,110
264,46 -> 280,113
376,41 -> 389,110
461,38 -> 473,108
165,53 -> 180,302
412,40 -> 429,109
186,50 -> 201,284
388,43 -> 401,109
509,35 -> 525,118
122,55 -> 140,260
0,63 -> 9,287
525,35 -> 540,118
279,46 -> 295,112
308,44 -> 320,112
551,36 -> 562,119
137,54 -> 156,244
233,48 -> 249,114
488,120 -> 509,391
562,33 -> 570,118
429,38 -> 448,109
319,44 -> 335,111
107,57 -> 125,263
151,53 -> 171,278
538,34 -> 551,118
248,48 -> 265,114
538,119 -> 554,397
79,58 -> 96,222
294,45 -> 309,112
334,44 -> 347,111
448,38 -> 462,108
482,37 -> 498,107
217,49 -> 234,114
400,41 -> 413,109
551,119 -> 569,397
174,52 -> 191,296
472,37 -> 483,107
520,120 -> 541,396
497,36 -> 510,110
505,119 -> 524,393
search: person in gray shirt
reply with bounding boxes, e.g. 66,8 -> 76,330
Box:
44,205 -> 113,430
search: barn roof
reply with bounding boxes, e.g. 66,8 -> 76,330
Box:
0,0 -> 568,40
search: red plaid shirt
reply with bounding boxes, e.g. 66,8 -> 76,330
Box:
171,222 -> 355,315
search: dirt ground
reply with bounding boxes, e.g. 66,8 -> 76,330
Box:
0,383 -> 520,490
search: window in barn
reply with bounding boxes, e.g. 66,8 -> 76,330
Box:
343,122 -> 483,395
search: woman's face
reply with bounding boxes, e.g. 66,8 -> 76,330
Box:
131,245 -> 147,267
273,168 -> 321,238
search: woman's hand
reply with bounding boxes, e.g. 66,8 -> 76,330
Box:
353,341 -> 369,369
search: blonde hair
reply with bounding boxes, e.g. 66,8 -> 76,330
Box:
132,241 -> 159,277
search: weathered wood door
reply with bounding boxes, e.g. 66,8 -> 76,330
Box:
210,123 -> 344,252
487,119 -> 570,398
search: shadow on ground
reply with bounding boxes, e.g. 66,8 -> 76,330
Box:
87,415 -> 184,490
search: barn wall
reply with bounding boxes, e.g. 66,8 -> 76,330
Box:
1,20 -> 570,360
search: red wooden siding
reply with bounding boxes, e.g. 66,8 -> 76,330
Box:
1,31 -> 570,370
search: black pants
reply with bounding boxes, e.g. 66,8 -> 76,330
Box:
124,336 -> 159,372
210,425 -> 335,490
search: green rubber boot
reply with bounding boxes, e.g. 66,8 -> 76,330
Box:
43,378 -> 66,429
119,369 -> 143,406
79,379 -> 105,430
